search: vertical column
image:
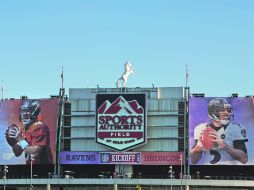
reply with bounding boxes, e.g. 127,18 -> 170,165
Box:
55,88 -> 65,175
184,87 -> 190,176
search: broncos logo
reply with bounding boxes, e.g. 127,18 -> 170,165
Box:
116,61 -> 135,88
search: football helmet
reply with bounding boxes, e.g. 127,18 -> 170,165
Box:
208,98 -> 232,125
20,100 -> 41,126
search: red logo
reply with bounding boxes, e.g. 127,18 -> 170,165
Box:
96,94 -> 146,151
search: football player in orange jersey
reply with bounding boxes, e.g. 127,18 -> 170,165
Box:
5,100 -> 52,164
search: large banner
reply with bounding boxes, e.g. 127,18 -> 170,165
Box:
100,152 -> 141,164
0,99 -> 59,165
96,93 -> 147,151
60,152 -> 100,164
141,152 -> 183,165
60,151 -> 183,165
189,97 -> 254,165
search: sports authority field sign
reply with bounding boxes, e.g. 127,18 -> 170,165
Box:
96,93 -> 147,151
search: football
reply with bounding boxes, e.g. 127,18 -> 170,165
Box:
201,127 -> 215,150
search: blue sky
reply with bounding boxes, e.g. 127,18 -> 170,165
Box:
0,1 -> 253,99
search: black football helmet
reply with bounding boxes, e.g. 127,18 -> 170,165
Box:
20,100 -> 41,126
208,98 -> 232,125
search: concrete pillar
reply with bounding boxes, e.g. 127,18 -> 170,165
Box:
185,185 -> 189,190
47,183 -> 51,190
114,183 -> 118,190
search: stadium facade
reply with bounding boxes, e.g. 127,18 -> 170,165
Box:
61,87 -> 185,179
1,86 -> 254,190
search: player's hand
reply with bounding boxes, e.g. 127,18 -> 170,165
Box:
190,129 -> 205,154
210,131 -> 225,148
6,124 -> 22,141
5,124 -> 20,147
8,126 -> 20,139
197,129 -> 206,148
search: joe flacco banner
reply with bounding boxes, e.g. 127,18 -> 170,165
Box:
96,94 -> 147,151
189,97 -> 254,165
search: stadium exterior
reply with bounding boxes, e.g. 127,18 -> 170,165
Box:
1,87 -> 254,190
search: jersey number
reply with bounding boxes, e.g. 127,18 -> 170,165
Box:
209,150 -> 221,164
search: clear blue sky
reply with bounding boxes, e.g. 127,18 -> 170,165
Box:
0,1 -> 253,99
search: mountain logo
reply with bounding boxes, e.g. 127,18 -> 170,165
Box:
96,94 -> 147,151
98,96 -> 143,115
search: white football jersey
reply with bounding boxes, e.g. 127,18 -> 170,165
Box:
193,122 -> 248,165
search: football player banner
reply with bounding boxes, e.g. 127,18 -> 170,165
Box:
96,93 -> 147,151
0,99 -> 59,165
189,97 -> 254,165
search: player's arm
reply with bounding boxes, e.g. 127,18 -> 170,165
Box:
211,132 -> 248,164
5,124 -> 24,157
190,125 -> 206,164
12,141 -> 44,159
223,140 -> 248,164
7,124 -> 47,159
190,139 -> 203,164
13,140 -> 44,160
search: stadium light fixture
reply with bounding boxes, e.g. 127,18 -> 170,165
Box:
168,165 -> 173,190
30,155 -> 34,190
3,165 -> 8,190
180,154 -> 183,190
